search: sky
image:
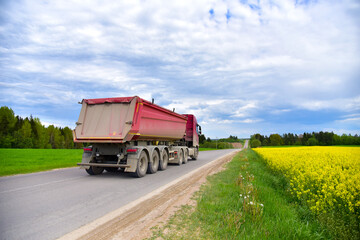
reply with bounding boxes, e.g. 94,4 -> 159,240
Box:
0,0 -> 359,138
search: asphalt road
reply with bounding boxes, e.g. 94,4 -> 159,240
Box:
0,149 -> 238,240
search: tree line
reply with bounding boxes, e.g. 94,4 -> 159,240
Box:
199,135 -> 242,149
0,106 -> 81,149
250,132 -> 360,148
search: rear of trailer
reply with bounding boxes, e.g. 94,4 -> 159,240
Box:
73,96 -> 200,177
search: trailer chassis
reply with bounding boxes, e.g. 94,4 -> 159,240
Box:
78,142 -> 199,178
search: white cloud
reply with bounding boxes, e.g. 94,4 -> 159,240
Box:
297,96 -> 360,111
336,117 -> 360,123
1,0 -> 359,137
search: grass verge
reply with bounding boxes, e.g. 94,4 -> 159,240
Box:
147,149 -> 332,239
0,148 -> 82,176
200,147 -> 237,151
199,148 -> 221,151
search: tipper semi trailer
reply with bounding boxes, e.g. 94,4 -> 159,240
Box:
73,96 -> 202,178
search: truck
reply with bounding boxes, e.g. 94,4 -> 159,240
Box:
73,96 -> 202,177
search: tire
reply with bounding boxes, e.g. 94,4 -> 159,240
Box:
159,150 -> 169,171
133,151 -> 148,178
105,167 -> 119,172
183,149 -> 188,164
86,166 -> 105,175
192,148 -> 199,160
177,150 -> 183,166
147,150 -> 160,174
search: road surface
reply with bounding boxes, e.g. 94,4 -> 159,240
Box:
0,149 -> 237,240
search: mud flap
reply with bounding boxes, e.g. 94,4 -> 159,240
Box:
124,156 -> 137,172
80,152 -> 92,169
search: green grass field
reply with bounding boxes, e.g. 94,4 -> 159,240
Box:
0,149 -> 82,176
148,149 -> 332,239
199,148 -> 220,151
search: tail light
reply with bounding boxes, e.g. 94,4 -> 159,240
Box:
127,148 -> 138,153
83,147 -> 92,152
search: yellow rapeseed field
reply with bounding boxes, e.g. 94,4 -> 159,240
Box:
253,147 -> 360,219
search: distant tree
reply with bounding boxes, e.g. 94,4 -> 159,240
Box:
301,132 -> 312,145
48,125 -> 64,148
0,106 -> 81,149
313,131 -> 334,145
0,106 -> 16,147
269,134 -> 283,146
229,135 -> 238,140
340,134 -> 354,145
47,125 -> 55,148
307,137 -> 318,146
283,133 -> 296,145
294,134 -> 301,145
354,134 -> 360,145
199,134 -> 206,144
49,126 -> 64,149
262,137 -> 269,146
251,133 -> 263,141
251,131 -> 359,146
0,106 -> 16,135
206,137 -> 212,142
332,134 -> 341,145
250,139 -> 261,148
62,127 -> 74,149
14,119 -> 33,148
29,117 -> 48,148
283,133 -> 289,145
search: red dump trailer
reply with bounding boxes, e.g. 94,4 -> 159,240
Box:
73,96 -> 201,177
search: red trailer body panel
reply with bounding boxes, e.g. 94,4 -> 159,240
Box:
73,96 -> 187,143
134,99 -> 188,141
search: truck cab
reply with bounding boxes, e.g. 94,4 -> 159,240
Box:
183,114 -> 201,148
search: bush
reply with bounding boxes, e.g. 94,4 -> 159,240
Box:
251,139 -> 261,148
307,137 -> 318,146
200,141 -> 234,149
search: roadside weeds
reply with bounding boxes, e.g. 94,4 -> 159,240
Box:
146,149 -> 332,240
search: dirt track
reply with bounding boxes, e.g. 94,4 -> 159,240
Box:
59,150 -> 239,240
231,142 -> 243,148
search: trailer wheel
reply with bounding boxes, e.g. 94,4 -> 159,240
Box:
177,150 -> 183,165
192,148 -> 199,160
86,166 -> 104,175
133,151 -> 148,178
147,150 -> 159,174
159,150 -> 168,171
183,149 -> 188,164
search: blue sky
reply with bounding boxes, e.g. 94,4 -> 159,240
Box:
0,0 -> 359,138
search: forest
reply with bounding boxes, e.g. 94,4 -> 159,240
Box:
0,106 -> 79,149
250,132 -> 360,148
